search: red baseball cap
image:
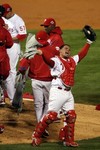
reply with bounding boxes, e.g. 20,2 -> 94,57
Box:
35,30 -> 49,45
40,18 -> 56,26
2,4 -> 12,16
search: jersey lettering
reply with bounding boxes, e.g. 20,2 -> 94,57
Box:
19,26 -> 26,31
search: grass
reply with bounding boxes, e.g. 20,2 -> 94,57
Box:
0,137 -> 100,150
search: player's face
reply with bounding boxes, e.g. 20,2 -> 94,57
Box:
43,25 -> 54,34
3,12 -> 12,19
60,45 -> 71,58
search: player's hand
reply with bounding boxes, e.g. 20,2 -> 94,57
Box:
37,49 -> 43,55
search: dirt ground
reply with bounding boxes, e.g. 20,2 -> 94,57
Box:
1,0 -> 100,29
0,0 -> 100,145
0,99 -> 100,144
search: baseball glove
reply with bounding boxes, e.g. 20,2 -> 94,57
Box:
82,25 -> 96,41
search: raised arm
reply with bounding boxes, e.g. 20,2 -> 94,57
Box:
78,25 -> 96,62
37,49 -> 55,68
78,43 -> 90,62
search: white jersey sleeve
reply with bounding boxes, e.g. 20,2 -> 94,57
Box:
50,57 -> 66,87
50,57 -> 64,77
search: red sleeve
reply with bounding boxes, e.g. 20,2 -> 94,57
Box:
17,34 -> 27,41
49,34 -> 64,48
18,58 -> 30,74
78,43 -> 90,62
42,50 -> 55,68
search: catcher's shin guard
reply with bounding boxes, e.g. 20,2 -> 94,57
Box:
32,121 -> 47,146
59,110 -> 78,147
32,111 -> 57,146
59,126 -> 66,141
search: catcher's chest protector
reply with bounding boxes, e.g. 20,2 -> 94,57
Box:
58,57 -> 76,86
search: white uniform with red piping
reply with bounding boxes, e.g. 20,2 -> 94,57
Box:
48,55 -> 79,113
3,15 -> 27,102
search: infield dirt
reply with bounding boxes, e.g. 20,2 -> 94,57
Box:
0,99 -> 100,144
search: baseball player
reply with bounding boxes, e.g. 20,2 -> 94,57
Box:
1,17 -> 16,104
31,27 -> 96,147
18,30 -> 59,136
0,6 -> 13,105
0,13 -> 10,127
2,3 -> 27,103
41,17 -> 64,120
41,17 -> 64,49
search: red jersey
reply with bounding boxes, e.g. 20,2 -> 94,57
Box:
48,26 -> 64,48
19,44 -> 59,81
0,18 -> 13,79
0,20 -> 13,59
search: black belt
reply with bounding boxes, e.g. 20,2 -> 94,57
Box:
53,76 -> 57,79
58,86 -> 71,91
